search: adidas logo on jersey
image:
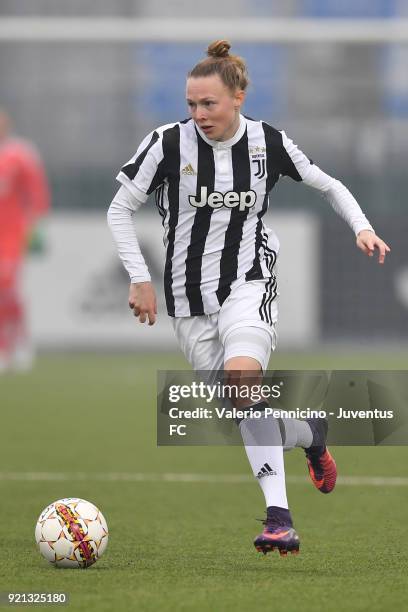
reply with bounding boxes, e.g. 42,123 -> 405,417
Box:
257,463 -> 277,479
181,163 -> 197,175
189,186 -> 257,211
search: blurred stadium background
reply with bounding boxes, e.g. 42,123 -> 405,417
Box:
1,0 -> 408,352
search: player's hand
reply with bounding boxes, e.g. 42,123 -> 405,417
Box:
356,230 -> 391,265
128,282 -> 157,325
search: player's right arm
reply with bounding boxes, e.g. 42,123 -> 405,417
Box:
107,129 -> 167,326
107,184 -> 157,326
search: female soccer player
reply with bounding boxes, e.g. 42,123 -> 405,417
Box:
108,40 -> 390,556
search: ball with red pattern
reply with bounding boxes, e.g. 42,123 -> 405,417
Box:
35,498 -> 109,568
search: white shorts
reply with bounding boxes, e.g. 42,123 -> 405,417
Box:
171,279 -> 278,373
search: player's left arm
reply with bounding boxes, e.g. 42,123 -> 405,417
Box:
279,131 -> 391,265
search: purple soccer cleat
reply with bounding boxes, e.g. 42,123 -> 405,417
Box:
254,506 -> 300,557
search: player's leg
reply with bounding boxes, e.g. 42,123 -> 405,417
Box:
220,280 -> 336,495
172,313 -> 299,554
219,281 -> 299,554
0,259 -> 27,372
222,328 -> 299,555
224,352 -> 300,556
171,313 -> 224,375
219,279 -> 337,554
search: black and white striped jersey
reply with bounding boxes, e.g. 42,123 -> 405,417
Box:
115,114 -> 372,317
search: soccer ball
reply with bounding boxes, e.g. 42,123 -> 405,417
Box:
35,498 -> 108,568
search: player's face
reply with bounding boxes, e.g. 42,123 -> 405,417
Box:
186,75 -> 245,141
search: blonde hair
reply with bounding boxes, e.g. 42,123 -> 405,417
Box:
188,40 -> 249,93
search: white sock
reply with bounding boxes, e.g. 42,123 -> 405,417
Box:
239,416 -> 288,509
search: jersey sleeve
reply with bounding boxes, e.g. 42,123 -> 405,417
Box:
266,128 -> 373,235
279,131 -> 374,235
107,185 -> 151,283
279,130 -> 314,181
116,130 -> 165,203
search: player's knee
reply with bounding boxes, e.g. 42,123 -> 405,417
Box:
224,355 -> 262,373
223,358 -> 263,409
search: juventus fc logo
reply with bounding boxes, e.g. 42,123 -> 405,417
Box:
252,158 -> 266,179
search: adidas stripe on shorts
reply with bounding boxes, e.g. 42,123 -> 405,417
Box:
172,278 -> 278,373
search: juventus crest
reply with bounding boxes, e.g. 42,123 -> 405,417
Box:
249,145 -> 267,179
252,158 -> 266,179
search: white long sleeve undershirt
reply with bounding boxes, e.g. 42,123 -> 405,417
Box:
107,166 -> 374,284
107,185 -> 151,283
300,163 -> 374,236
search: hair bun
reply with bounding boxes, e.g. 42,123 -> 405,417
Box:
207,40 -> 231,59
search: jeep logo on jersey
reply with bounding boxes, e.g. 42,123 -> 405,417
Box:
188,187 -> 257,211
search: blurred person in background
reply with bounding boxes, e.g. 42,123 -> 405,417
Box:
0,108 -> 50,372
108,41 -> 390,556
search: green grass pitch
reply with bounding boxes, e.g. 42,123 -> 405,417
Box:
1,351 -> 408,611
